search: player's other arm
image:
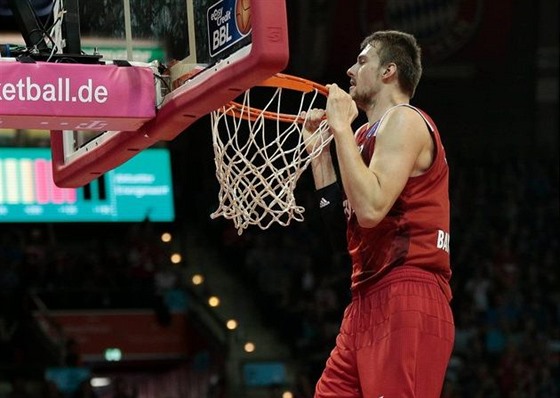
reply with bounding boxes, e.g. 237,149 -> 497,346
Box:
302,110 -> 347,252
302,109 -> 337,189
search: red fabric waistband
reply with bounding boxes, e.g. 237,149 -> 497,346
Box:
352,266 -> 452,301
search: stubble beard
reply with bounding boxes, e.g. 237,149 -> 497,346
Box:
350,87 -> 374,111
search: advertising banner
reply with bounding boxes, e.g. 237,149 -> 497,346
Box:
0,60 -> 155,131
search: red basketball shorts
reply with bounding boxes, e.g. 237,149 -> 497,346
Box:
314,266 -> 455,398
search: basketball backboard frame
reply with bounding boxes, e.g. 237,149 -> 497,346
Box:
50,0 -> 289,188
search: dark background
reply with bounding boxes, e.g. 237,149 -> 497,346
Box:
0,0 -> 558,397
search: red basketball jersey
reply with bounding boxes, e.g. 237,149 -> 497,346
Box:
345,105 -> 452,297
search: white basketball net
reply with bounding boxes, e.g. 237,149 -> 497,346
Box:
210,84 -> 332,234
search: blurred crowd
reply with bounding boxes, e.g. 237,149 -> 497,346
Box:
0,222 -> 187,398
1,150 -> 558,398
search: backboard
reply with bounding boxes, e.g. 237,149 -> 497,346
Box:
49,0 -> 289,188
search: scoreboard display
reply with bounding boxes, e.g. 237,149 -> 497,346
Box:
0,148 -> 174,222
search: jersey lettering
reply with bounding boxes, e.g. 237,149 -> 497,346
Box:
436,229 -> 450,253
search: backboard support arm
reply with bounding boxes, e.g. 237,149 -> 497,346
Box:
7,0 -> 50,52
62,0 -> 82,55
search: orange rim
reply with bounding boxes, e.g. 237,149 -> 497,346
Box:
224,73 -> 328,123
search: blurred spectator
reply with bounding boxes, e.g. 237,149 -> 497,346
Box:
7,377 -> 32,398
111,378 -> 137,398
40,380 -> 63,398
73,379 -> 98,398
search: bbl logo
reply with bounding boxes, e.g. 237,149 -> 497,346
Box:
207,0 -> 252,57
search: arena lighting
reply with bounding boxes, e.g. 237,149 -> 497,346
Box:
170,253 -> 182,264
282,392 -> 294,398
161,232 -> 172,243
90,377 -> 111,388
244,342 -> 255,353
208,296 -> 220,307
104,348 -> 122,361
191,274 -> 204,285
226,319 -> 238,330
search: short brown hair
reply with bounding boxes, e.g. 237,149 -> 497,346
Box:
361,30 -> 422,98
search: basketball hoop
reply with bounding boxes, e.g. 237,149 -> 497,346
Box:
210,73 -> 332,234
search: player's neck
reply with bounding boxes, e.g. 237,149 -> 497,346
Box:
365,91 -> 410,125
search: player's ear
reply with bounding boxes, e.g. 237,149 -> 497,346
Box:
383,63 -> 396,77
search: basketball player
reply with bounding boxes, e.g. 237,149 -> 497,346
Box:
302,30 -> 455,397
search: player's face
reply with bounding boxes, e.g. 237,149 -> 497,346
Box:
347,43 -> 384,108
